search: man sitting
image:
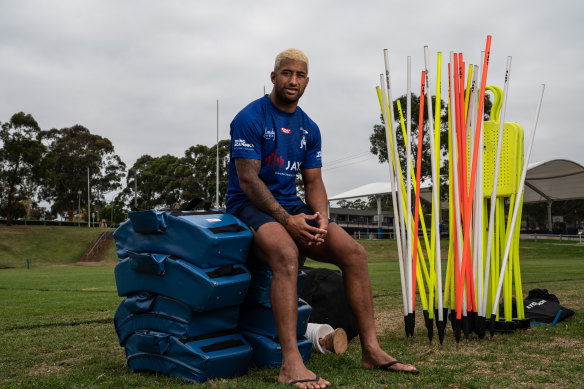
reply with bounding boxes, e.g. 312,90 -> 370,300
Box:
226,48 -> 419,388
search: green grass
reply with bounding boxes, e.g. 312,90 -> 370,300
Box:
1,231 -> 583,388
0,225 -> 119,268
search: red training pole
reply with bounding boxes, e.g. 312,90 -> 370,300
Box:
456,35 -> 492,318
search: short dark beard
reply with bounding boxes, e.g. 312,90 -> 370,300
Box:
274,84 -> 303,105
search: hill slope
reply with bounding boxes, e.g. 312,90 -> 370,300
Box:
0,225 -> 118,268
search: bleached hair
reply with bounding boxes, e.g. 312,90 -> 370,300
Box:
274,48 -> 309,73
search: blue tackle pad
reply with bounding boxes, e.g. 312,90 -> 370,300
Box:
245,264 -> 307,307
114,210 -> 252,268
114,251 -> 250,311
241,331 -> 312,368
124,330 -> 252,382
238,299 -> 311,340
114,292 -> 240,346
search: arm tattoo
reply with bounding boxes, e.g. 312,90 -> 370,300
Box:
235,159 -> 290,225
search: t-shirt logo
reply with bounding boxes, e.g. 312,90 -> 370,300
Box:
281,127 -> 291,134
234,139 -> 254,149
265,149 -> 284,169
264,129 -> 275,140
300,135 -> 306,149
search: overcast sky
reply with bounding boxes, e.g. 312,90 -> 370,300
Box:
0,0 -> 581,200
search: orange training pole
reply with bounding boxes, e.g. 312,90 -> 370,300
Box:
455,35 -> 492,319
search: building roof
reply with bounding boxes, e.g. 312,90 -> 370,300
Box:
328,181 -> 443,207
524,159 -> 584,203
328,159 -> 584,205
328,182 -> 393,201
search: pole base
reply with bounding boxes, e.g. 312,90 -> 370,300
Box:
423,310 -> 433,342
462,315 -> 469,339
475,316 -> 486,339
454,318 -> 462,343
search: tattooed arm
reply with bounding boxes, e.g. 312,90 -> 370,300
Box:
235,158 -> 290,225
235,158 -> 325,245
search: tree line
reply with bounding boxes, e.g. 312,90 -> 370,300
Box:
0,112 -> 228,225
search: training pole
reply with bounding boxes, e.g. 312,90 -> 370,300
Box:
378,92 -> 434,311
448,51 -> 466,342
433,52 -> 443,342
490,84 -> 545,336
413,70 -> 426,340
453,54 -> 472,337
462,62 -> 479,333
406,56 -> 415,337
456,35 -> 492,324
380,73 -> 409,335
394,98 -> 433,325
424,47 -> 444,337
424,46 -> 446,344
384,50 -> 413,335
482,56 -> 512,330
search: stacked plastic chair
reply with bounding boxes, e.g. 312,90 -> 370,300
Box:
482,85 -> 527,331
113,209 -> 254,382
238,261 -> 313,368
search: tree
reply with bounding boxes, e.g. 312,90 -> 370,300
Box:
369,93 -> 492,198
40,125 -> 126,220
0,112 -> 46,225
29,204 -> 53,221
99,202 -> 127,225
117,140 -> 230,210
181,140 -> 230,207
336,199 -> 370,210
119,154 -> 185,210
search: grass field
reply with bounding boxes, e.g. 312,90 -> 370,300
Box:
1,225 -> 583,388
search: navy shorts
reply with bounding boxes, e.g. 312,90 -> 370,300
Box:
232,201 -> 333,232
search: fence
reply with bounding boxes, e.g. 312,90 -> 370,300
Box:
0,219 -> 120,228
520,233 -> 584,244
79,231 -> 115,262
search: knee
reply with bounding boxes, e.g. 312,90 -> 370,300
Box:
352,242 -> 367,264
341,242 -> 367,269
268,245 -> 299,278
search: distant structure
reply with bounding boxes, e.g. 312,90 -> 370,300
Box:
328,207 -> 394,239
328,159 -> 584,237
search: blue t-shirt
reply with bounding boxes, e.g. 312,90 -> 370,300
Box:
226,95 -> 322,213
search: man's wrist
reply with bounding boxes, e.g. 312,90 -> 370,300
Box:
274,209 -> 290,226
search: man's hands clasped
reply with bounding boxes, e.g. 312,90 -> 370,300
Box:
284,212 -> 328,247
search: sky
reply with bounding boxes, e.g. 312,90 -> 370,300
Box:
0,0 -> 581,201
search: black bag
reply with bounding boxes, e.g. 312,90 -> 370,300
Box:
299,267 -> 359,340
523,289 -> 574,324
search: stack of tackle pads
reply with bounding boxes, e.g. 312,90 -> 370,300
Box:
238,261 -> 313,368
113,209 -> 254,382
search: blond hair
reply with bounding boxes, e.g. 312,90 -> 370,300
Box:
274,48 -> 309,73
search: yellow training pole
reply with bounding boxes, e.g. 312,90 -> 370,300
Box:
396,100 -> 435,287
376,90 -> 435,277
513,192 -> 525,320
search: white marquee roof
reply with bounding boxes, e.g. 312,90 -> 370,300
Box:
328,182 -> 393,201
524,159 -> 584,203
328,159 -> 584,204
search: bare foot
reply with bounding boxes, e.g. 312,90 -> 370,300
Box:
361,347 -> 419,374
278,361 -> 331,388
